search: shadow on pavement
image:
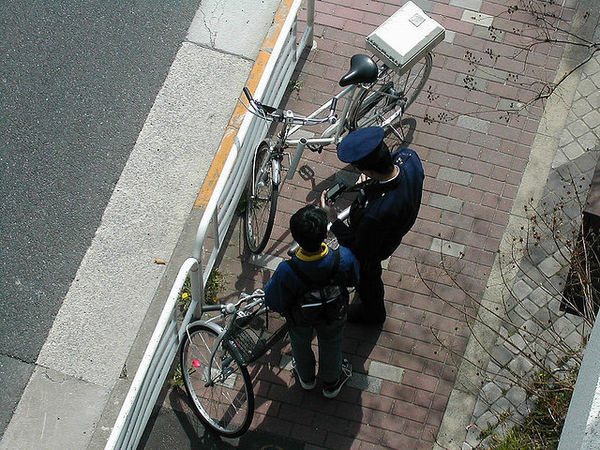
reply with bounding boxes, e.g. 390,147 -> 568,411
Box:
138,386 -> 305,450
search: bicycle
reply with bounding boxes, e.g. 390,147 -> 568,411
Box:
242,2 -> 443,254
180,289 -> 287,437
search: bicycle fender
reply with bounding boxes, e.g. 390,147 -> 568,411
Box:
272,158 -> 281,186
184,320 -> 223,336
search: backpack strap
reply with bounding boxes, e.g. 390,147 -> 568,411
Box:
287,248 -> 340,288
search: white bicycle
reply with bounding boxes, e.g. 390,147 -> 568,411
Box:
242,50 -> 433,253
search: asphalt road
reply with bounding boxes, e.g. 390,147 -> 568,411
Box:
0,0 -> 200,436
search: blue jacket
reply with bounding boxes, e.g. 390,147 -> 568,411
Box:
264,244 -> 360,315
331,148 -> 424,262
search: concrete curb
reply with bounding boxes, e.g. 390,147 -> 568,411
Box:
194,0 -> 296,209
88,0 -> 299,447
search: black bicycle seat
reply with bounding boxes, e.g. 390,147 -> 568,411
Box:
339,54 -> 378,87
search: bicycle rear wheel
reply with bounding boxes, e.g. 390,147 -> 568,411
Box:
244,141 -> 279,254
348,53 -> 433,135
180,323 -> 254,437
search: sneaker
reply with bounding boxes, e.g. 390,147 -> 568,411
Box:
322,359 -> 352,399
291,360 -> 316,390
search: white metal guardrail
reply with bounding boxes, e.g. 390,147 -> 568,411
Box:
104,1 -> 314,448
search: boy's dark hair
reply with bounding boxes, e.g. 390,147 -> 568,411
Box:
290,205 -> 328,252
353,141 -> 394,173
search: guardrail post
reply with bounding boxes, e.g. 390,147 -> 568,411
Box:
306,0 -> 315,49
191,257 -> 204,319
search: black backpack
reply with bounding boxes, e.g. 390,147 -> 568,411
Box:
286,248 -> 350,326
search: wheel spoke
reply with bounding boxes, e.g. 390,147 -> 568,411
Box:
181,325 -> 254,437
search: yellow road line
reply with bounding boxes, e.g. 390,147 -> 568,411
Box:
194,0 -> 295,209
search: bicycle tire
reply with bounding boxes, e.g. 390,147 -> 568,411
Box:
244,141 -> 279,254
180,322 -> 254,438
348,52 -> 433,132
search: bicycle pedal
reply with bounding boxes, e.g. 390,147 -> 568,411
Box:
298,165 -> 314,180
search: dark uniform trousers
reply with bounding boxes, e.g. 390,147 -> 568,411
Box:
331,148 -> 424,323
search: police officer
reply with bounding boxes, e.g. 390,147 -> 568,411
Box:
320,126 -> 424,324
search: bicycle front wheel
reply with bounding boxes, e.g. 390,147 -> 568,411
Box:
348,53 -> 433,133
180,323 -> 254,437
244,141 -> 279,254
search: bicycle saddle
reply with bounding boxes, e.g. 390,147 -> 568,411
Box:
339,54 -> 378,87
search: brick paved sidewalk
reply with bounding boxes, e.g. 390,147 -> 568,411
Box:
210,1 -> 585,449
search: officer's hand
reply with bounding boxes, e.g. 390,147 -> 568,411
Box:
320,190 -> 339,222
357,173 -> 369,184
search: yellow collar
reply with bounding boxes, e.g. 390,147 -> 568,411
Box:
296,243 -> 329,261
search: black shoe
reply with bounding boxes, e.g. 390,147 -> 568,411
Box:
322,359 -> 352,399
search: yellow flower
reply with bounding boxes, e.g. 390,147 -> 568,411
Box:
182,293 -> 189,299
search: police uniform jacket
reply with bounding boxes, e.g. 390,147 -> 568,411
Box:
330,148 -> 424,262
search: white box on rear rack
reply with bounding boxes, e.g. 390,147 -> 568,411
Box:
366,1 -> 445,75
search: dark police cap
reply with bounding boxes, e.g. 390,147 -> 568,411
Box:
337,126 -> 385,163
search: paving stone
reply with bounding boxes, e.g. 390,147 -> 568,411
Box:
578,77 -> 597,97
538,255 -> 563,278
508,355 -> 534,377
583,109 -> 600,129
512,279 -> 533,301
506,309 -> 526,329
563,140 -> 585,160
552,151 -> 570,169
520,298 -> 539,317
497,98 -> 524,112
481,382 -> 502,404
450,0 -> 482,10
583,57 -> 600,76
368,361 -> 405,383
517,398 -> 535,416
473,397 -> 488,417
465,425 -> 483,449
568,118 -> 590,139
473,24 -> 504,42
475,410 -> 497,430
587,90 -> 600,111
564,330 -> 585,350
438,167 -> 473,185
506,333 -> 527,354
572,97 -> 593,117
429,193 -> 464,213
491,344 -> 514,367
461,9 -> 493,26
527,243 -> 550,265
456,72 -> 488,91
534,307 -> 552,325
490,397 -> 513,415
430,238 -> 466,258
559,129 -> 575,147
457,115 -> 491,133
249,253 -> 285,271
521,319 -> 540,336
442,29 -> 456,43
552,315 -> 577,338
475,66 -> 510,84
578,131 -> 599,152
348,371 -> 382,394
506,386 -> 527,408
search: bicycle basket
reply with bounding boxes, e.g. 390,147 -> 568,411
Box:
223,308 -> 287,366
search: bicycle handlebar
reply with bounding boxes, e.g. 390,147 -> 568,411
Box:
242,87 -> 337,126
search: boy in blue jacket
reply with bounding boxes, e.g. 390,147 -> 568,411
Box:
264,205 -> 359,398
